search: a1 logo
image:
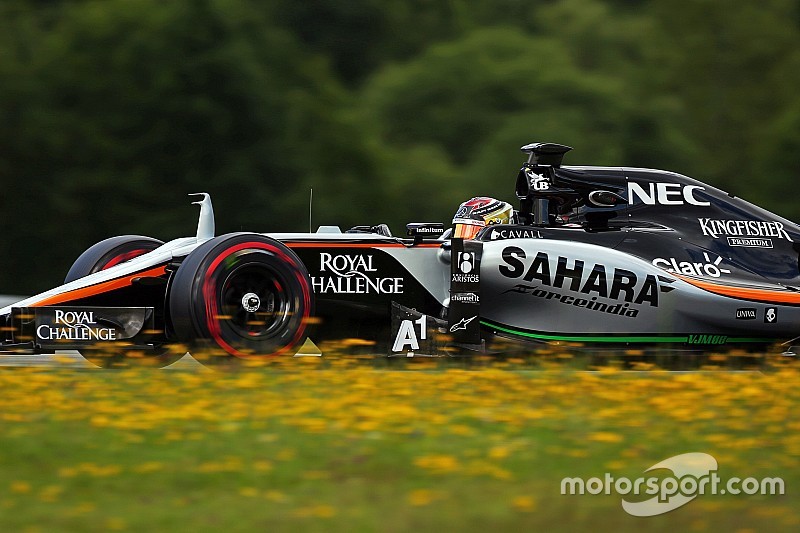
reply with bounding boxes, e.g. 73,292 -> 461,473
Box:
392,315 -> 427,353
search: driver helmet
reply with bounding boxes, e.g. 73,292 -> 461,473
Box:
452,197 -> 514,239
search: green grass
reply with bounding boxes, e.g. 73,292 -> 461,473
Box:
0,357 -> 797,532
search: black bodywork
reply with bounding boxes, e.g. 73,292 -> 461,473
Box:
4,142 -> 800,362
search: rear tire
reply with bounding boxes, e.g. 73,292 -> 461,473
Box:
168,233 -> 314,361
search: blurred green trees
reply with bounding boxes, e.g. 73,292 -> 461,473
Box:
1,0 -> 800,292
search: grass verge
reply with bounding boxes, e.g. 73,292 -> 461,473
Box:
0,355 -> 797,532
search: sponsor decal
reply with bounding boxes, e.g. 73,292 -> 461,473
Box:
504,284 -> 642,317
765,307 -> 777,324
489,228 -> 541,240
411,225 -> 444,234
686,334 -> 728,345
457,251 -> 476,273
652,253 -> 731,278
452,251 -> 480,283
736,308 -> 757,320
390,303 -> 447,356
36,310 -> 117,342
451,292 -> 479,304
407,223 -> 445,240
449,316 -> 477,333
312,253 -> 403,294
628,182 -> 710,206
499,247 -> 674,317
526,169 -> 551,191
698,219 -> 791,244
449,241 -> 482,344
393,315 -> 427,353
727,237 -> 773,248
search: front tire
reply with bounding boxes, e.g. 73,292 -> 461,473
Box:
65,235 -> 164,283
64,235 -> 182,369
168,233 -> 314,360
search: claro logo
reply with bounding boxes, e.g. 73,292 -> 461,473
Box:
628,182 -> 710,206
652,253 -> 731,278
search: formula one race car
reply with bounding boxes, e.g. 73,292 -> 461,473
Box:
3,142 -> 800,366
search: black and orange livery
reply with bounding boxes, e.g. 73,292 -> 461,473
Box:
3,143 -> 800,366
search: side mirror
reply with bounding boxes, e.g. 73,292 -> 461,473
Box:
588,190 -> 627,208
407,222 -> 445,244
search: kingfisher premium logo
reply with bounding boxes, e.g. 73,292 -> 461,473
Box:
698,218 -> 792,248
312,253 -> 404,294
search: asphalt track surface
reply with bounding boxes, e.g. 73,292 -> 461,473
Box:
0,350 -> 774,374
0,351 -> 206,369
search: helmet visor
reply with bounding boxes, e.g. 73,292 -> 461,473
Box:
453,222 -> 482,240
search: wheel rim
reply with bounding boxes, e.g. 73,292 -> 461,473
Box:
198,242 -> 312,358
219,262 -> 291,340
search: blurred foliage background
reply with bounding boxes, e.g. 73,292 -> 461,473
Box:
2,0 -> 800,293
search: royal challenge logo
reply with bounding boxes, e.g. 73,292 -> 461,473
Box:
36,310 -> 117,342
312,253 -> 404,294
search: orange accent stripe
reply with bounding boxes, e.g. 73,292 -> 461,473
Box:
285,242 -> 441,249
32,266 -> 168,307
674,273 -> 800,305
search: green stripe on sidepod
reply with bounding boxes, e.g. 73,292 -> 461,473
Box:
481,321 -> 772,344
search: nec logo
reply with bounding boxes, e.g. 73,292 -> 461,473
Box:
628,182 -> 710,206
